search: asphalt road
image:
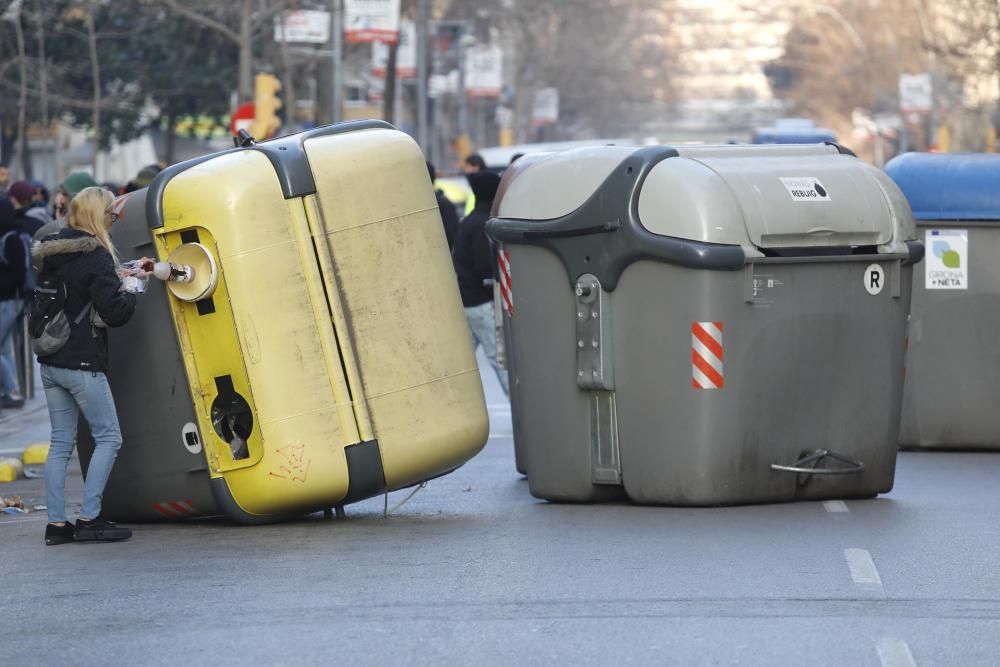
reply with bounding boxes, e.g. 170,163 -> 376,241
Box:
3,357 -> 1000,666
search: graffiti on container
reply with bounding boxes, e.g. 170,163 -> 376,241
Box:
269,444 -> 311,483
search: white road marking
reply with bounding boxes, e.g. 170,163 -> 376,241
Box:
488,433 -> 513,440
877,638 -> 916,667
823,500 -> 849,513
845,548 -> 882,586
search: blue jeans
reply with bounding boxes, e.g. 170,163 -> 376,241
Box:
42,365 -> 123,523
0,299 -> 21,397
465,301 -> 509,395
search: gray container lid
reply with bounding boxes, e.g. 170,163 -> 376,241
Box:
495,144 -> 915,253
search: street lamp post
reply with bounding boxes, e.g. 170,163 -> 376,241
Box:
909,0 -> 938,148
331,0 -> 343,124
416,0 -> 429,152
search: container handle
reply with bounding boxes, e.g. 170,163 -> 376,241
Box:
521,220 -> 620,239
770,449 -> 865,476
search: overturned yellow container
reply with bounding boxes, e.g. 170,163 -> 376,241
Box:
80,122 -> 488,523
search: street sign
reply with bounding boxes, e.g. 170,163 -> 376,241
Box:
899,73 -> 932,113
274,10 -> 330,44
345,0 -> 400,44
230,102 -> 255,137
372,20 -> 416,78
465,45 -> 503,98
532,87 -> 559,126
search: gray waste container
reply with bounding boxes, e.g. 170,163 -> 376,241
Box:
487,143 -> 924,505
888,153 -> 1000,450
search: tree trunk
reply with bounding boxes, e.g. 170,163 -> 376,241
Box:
37,4 -> 50,166
86,1 -> 102,166
165,108 -> 178,165
14,4 -> 31,178
239,0 -> 253,102
383,41 -> 399,124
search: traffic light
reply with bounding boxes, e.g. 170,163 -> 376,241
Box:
251,73 -> 283,140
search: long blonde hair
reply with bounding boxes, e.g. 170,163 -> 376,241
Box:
67,186 -> 119,265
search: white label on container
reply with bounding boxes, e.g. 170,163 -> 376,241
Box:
926,229 -> 967,289
864,264 -> 885,295
780,177 -> 832,202
182,423 -> 203,455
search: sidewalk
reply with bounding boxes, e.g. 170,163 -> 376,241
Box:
0,362 -> 83,524
0,362 -> 50,455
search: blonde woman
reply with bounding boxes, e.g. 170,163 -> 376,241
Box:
32,187 -> 149,545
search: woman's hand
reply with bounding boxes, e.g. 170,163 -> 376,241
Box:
133,257 -> 156,278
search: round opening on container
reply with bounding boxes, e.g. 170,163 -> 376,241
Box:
211,389 -> 253,460
584,255 -> 591,263
626,166 -> 634,175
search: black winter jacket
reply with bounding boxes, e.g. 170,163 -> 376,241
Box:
452,203 -> 495,307
31,228 -> 136,373
435,189 -> 459,251
15,206 -> 48,239
0,218 -> 27,301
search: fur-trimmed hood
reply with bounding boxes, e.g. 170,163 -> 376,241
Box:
32,233 -> 102,261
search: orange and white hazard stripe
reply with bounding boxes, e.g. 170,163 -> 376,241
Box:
497,248 -> 514,316
691,321 -> 724,389
112,193 -> 130,220
152,500 -> 199,518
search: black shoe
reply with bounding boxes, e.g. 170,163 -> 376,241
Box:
1,395 -> 24,409
74,517 -> 132,542
45,521 -> 76,546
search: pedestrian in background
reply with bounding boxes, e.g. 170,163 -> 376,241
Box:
53,172 -> 98,223
123,164 -> 161,194
0,198 -> 28,410
38,171 -> 99,241
34,186 -> 150,545
461,153 -> 487,216
0,164 -> 10,197
30,180 -> 50,211
8,180 -> 51,237
452,171 -> 509,396
427,161 -> 459,251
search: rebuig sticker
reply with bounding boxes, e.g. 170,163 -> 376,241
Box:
926,229 -> 967,290
780,177 -> 832,202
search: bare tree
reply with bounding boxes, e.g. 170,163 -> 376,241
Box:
85,0 -> 101,169
765,0 -> 934,147
937,0 -> 1000,102
160,0 -> 280,102
444,0 -> 679,141
10,0 -> 30,177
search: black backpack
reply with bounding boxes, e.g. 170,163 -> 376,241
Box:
28,263 -> 91,356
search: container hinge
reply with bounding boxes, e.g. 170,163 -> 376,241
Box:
590,390 -> 622,485
575,273 -> 613,390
